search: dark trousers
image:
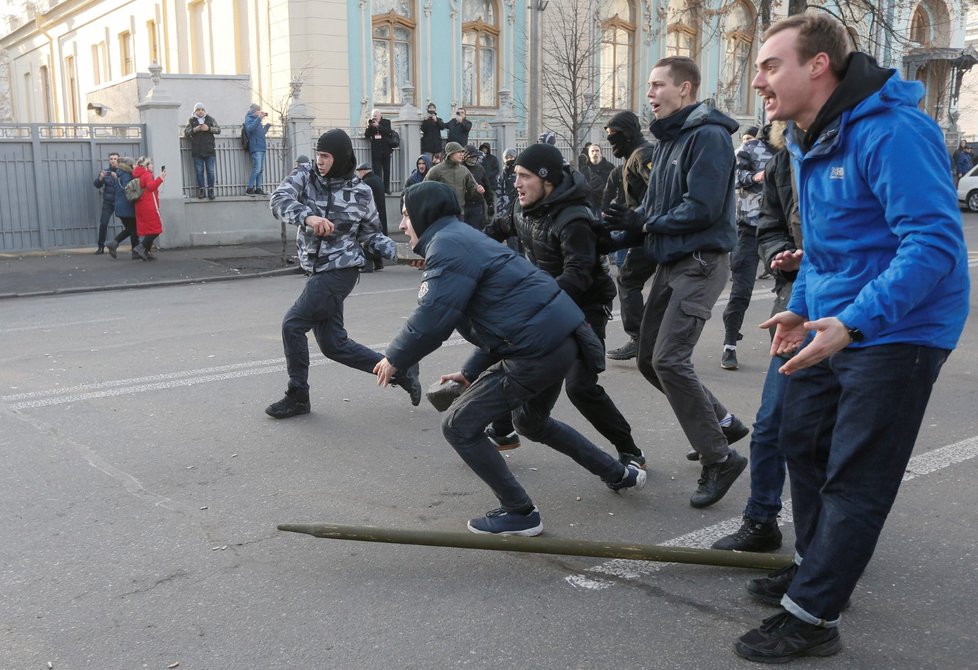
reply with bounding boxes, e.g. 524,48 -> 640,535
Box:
372,150 -> 391,193
139,234 -> 159,252
282,268 -> 381,392
780,344 -> 949,625
97,203 -> 115,248
616,246 -> 657,340
636,252 -> 731,464
742,354 -> 790,523
444,336 -> 626,512
722,223 -> 760,346
491,312 -> 638,456
112,216 -> 138,248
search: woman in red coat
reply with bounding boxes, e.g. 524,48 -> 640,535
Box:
132,156 -> 166,260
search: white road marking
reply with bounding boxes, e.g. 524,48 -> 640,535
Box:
0,316 -> 127,334
565,435 -> 978,590
3,337 -> 472,410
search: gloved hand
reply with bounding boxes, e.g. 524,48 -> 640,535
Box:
602,203 -> 644,235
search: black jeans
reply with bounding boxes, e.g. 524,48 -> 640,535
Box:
140,234 -> 158,252
282,268 -> 381,392
112,216 -> 138,248
97,202 -> 115,248
722,223 -> 760,346
615,246 -> 657,340
371,150 -> 391,193
444,336 -> 625,512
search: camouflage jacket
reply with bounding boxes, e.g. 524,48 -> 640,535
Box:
735,138 -> 775,227
270,167 -> 395,274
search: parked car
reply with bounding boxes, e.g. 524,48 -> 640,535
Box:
958,164 -> 978,212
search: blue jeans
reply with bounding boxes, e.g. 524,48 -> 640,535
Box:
779,344 -> 950,626
194,155 -> 216,189
281,269 -> 382,392
443,336 -> 626,512
741,354 -> 790,523
248,151 -> 265,189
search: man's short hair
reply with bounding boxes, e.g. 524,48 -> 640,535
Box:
652,56 -> 701,96
764,12 -> 853,79
108,152 -> 120,158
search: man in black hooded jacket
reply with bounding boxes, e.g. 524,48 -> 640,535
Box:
604,111 -> 656,360
603,56 -> 747,509
374,181 -> 646,537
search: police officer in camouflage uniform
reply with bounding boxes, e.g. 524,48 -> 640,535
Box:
265,129 -> 421,418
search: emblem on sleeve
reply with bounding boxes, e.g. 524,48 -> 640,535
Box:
419,281 -> 430,298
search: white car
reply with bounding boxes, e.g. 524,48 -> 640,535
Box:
958,164 -> 978,212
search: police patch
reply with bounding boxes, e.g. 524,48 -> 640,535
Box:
418,281 -> 430,298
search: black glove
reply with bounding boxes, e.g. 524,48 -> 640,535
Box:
602,203 -> 644,235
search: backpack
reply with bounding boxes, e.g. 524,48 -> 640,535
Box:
124,177 -> 143,202
240,124 -> 250,151
387,130 -> 401,150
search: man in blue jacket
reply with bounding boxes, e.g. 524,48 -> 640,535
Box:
244,103 -> 270,196
602,56 -> 748,509
374,181 -> 645,537
734,13 -> 970,663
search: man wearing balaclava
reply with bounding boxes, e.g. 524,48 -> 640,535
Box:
265,129 -> 422,419
603,111 -> 657,361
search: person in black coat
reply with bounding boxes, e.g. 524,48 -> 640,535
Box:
184,102 -> 221,200
580,144 -> 614,215
478,143 -> 500,185
92,152 -> 119,253
446,108 -> 472,146
364,109 -> 394,194
421,103 -> 446,155
356,162 -> 388,271
374,181 -> 645,536
462,145 -> 494,229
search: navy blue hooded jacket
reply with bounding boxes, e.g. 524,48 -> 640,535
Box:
385,181 -> 585,381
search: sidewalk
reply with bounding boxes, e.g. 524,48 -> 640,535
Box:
0,233 -> 414,299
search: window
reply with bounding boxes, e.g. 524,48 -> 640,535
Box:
119,31 -> 133,76
23,72 -> 33,119
91,42 -> 107,84
147,20 -> 159,64
666,0 -> 698,61
40,65 -> 52,121
720,1 -> 755,115
461,0 -> 498,108
64,55 -> 78,122
372,0 -> 415,105
189,1 -> 205,74
599,0 -> 635,110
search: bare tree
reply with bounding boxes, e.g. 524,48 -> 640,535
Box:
538,0 -> 607,155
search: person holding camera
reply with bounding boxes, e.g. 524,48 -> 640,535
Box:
92,152 -> 119,254
244,103 -> 271,196
421,103 -> 446,156
446,108 -> 472,146
364,109 -> 394,194
184,102 -> 221,200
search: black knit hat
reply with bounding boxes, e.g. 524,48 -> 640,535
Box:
515,143 -> 564,187
315,129 -> 356,178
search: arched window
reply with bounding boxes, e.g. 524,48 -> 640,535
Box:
721,1 -> 755,115
910,6 -> 931,45
462,0 -> 498,108
372,0 -> 416,105
599,0 -> 635,110
666,0 -> 698,61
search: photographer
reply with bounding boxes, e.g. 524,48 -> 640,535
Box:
446,108 -> 472,146
364,109 -> 393,194
244,103 -> 271,196
421,103 -> 446,155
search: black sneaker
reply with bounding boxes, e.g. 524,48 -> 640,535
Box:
723,415 -> 750,445
95,247 -> 105,255
265,389 -> 311,419
105,240 -> 118,259
245,187 -> 255,195
690,449 -> 747,508
747,563 -> 797,606
618,449 -> 646,469
735,610 -> 842,663
607,338 -> 637,360
197,188 -> 206,199
393,363 -> 422,406
254,188 -> 267,196
486,426 -> 521,450
712,517 -> 783,552
721,347 -> 738,370
606,462 -> 647,492
686,449 -> 700,461
467,506 -> 542,536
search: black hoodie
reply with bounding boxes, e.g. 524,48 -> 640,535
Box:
511,166 -> 616,310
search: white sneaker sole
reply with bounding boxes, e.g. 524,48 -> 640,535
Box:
466,521 -> 543,537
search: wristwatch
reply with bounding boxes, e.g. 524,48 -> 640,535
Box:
845,325 -> 864,343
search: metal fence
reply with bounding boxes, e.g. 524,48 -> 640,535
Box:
0,124 -> 145,251
179,126 -> 288,198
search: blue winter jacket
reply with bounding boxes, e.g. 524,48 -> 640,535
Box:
385,182 -> 585,380
113,164 -> 136,218
785,74 -> 969,350
244,112 -> 269,152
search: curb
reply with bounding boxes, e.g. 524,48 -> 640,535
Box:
0,265 -> 301,301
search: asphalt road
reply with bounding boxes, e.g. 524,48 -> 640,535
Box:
2,214 -> 977,669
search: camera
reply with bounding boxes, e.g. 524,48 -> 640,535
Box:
161,165 -> 166,171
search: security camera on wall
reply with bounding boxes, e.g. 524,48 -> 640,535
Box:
87,102 -> 111,117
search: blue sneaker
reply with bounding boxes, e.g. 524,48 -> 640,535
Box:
607,462 -> 647,492
467,507 -> 543,536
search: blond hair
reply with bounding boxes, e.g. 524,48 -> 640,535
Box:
764,12 -> 853,79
